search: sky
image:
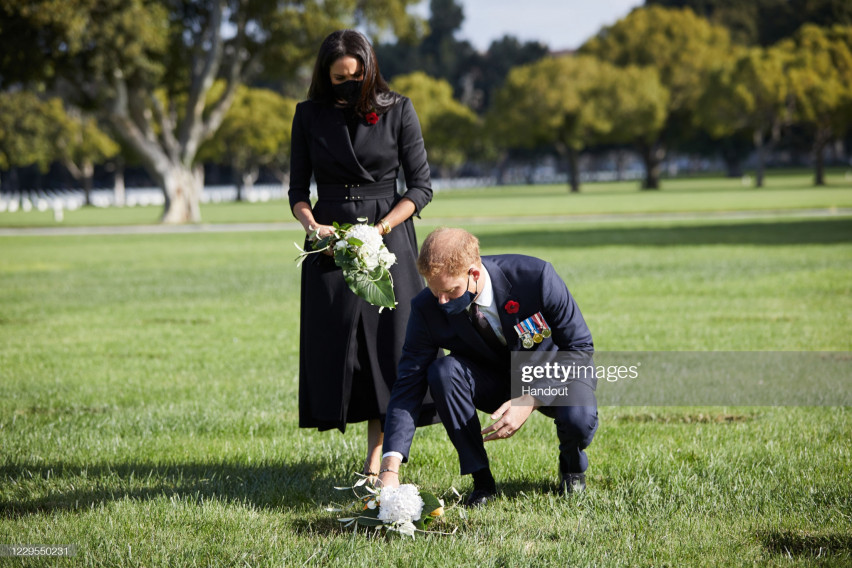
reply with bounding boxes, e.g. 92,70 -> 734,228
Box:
413,0 -> 645,52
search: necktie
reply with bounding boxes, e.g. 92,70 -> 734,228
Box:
469,303 -> 505,353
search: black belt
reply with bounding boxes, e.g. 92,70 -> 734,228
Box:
317,179 -> 397,202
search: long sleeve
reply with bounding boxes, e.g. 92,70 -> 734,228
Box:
288,102 -> 313,213
382,297 -> 437,460
541,262 -> 594,353
397,98 -> 432,216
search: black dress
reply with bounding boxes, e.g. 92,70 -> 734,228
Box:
289,96 -> 438,432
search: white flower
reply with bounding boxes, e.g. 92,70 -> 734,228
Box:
343,223 -> 395,273
346,224 -> 383,249
379,248 -> 396,266
396,521 -> 416,538
377,484 -> 425,524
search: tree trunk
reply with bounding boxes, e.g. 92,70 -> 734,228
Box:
495,154 -> 509,186
158,165 -> 203,224
234,169 -> 244,202
638,142 -> 665,190
813,127 -> 830,187
753,130 -> 765,188
567,147 -> 580,193
269,166 -> 289,187
243,167 -> 258,198
83,160 -> 94,206
113,158 -> 126,207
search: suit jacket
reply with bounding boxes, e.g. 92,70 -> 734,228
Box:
384,254 -> 594,459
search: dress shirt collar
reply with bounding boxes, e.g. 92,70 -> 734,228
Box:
473,264 -> 494,308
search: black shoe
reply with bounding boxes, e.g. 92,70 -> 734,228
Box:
559,473 -> 586,495
465,487 -> 497,508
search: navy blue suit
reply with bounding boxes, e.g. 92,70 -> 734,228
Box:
384,254 -> 599,476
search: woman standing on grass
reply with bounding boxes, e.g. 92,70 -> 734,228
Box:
288,30 -> 438,479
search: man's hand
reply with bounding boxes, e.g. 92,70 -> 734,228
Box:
480,394 -> 539,442
376,455 -> 402,489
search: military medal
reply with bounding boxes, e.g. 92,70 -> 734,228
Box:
522,317 -> 543,343
533,312 -> 552,338
515,323 -> 534,348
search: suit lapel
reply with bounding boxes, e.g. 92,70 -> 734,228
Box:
352,116 -> 379,157
316,106 -> 374,181
484,258 -> 521,350
447,311 -> 493,354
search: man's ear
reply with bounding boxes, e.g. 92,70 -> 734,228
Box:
469,265 -> 482,282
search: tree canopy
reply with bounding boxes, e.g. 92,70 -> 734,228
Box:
490,55 -> 667,192
580,6 -> 731,188
695,45 -> 790,186
389,72 -> 479,175
198,85 -> 297,197
779,24 -> 852,185
0,0 -> 424,222
645,0 -> 852,46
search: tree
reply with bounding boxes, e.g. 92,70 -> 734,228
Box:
488,55 -> 667,192
780,24 -> 852,186
376,0 -> 549,113
581,6 -> 731,189
0,91 -> 56,192
695,46 -> 790,187
0,0 -> 424,223
389,72 -> 479,176
646,0 -> 852,46
469,35 -> 548,111
48,101 -> 120,205
198,85 -> 297,200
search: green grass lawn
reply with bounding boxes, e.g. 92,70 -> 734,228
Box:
1,204 -> 851,564
1,170 -> 851,228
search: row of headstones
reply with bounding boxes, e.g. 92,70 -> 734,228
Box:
0,185 -> 288,220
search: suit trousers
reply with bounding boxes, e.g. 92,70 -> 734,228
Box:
426,353 -> 598,476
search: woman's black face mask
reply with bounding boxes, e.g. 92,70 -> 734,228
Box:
332,80 -> 363,106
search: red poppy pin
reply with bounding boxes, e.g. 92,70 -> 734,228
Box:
365,111 -> 379,125
504,300 -> 519,314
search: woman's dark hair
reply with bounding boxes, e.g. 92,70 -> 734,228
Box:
307,29 -> 400,115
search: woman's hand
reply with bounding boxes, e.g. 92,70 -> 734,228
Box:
307,223 -> 336,240
305,224 -> 336,256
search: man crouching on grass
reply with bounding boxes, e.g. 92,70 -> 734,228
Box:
377,227 -> 598,507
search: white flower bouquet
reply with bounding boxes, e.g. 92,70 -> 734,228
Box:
295,217 -> 397,310
327,476 -> 458,538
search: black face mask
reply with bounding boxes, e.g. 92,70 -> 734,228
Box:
438,271 -> 478,316
331,80 -> 363,106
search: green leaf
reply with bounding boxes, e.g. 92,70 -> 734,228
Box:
344,268 -> 396,309
359,506 -> 381,519
420,492 -> 442,517
354,516 -> 385,527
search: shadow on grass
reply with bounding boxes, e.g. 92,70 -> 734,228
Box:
476,219 -> 852,249
0,459 -> 354,518
758,528 -> 852,559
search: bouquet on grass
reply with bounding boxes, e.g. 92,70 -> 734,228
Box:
327,476 -> 460,538
295,217 -> 397,310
